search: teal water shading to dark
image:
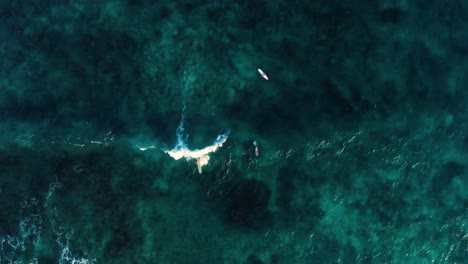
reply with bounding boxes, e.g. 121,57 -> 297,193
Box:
1,0 -> 468,263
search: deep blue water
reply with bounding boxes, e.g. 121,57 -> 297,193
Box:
1,1 -> 468,263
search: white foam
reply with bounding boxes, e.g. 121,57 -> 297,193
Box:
56,231 -> 96,264
164,114 -> 229,173
0,179 -> 96,264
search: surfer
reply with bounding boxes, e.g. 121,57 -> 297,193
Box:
253,140 -> 259,157
258,68 -> 269,80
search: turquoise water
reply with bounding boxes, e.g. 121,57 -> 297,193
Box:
1,1 -> 468,263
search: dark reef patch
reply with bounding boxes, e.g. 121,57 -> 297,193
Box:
225,179 -> 272,229
379,7 -> 405,24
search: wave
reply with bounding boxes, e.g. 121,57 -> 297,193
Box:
164,114 -> 229,173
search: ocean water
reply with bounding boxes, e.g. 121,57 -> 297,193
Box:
1,0 -> 467,263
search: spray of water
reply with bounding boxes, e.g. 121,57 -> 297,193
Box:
165,113 -> 230,173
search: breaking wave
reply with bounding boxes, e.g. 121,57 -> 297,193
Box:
165,113 -> 230,173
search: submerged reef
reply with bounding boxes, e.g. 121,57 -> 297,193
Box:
0,0 -> 467,263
